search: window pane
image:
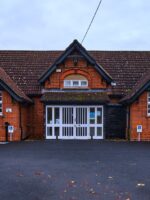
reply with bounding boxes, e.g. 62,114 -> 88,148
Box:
64,80 -> 71,87
81,81 -> 87,86
90,108 -> 95,124
73,81 -> 79,86
148,93 -> 150,115
97,108 -> 102,124
47,127 -> 52,136
47,108 -> 52,124
90,127 -> 95,136
0,91 -> 2,114
54,108 -> 60,124
148,107 -> 150,114
54,127 -> 60,137
97,127 -> 102,136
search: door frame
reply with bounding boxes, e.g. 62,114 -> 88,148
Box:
45,105 -> 104,140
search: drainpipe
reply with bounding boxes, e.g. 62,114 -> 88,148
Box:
126,106 -> 130,141
19,104 -> 23,140
4,122 -> 9,142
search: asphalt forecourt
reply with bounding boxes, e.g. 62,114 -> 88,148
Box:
0,140 -> 149,200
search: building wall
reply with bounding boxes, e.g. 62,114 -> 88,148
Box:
44,58 -> 108,89
130,92 -> 150,141
0,91 -> 21,141
20,105 -> 31,139
28,97 -> 44,139
0,92 -> 45,141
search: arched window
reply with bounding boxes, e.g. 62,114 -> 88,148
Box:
64,74 -> 88,88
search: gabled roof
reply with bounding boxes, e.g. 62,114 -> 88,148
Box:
39,40 -> 113,84
0,67 -> 32,103
0,47 -> 150,96
120,70 -> 150,104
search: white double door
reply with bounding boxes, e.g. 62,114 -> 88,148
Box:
46,106 -> 103,139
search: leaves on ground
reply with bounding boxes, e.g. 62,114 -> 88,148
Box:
136,183 -> 145,187
16,172 -> 24,177
34,171 -> 44,176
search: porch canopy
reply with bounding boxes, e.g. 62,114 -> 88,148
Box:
41,92 -> 110,104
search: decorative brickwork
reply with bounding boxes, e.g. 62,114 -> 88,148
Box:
45,58 -> 107,89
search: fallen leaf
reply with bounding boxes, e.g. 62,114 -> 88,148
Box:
48,175 -> 51,178
34,171 -> 44,176
89,188 -> 96,194
137,183 -> 145,187
70,180 -> 76,184
16,172 -> 24,177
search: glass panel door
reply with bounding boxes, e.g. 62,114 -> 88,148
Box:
62,107 -> 74,138
46,106 -> 103,140
75,107 -> 89,138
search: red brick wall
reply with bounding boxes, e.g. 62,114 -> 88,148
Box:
20,105 -> 31,139
0,91 -> 21,141
45,58 -> 107,89
28,97 -> 44,139
130,92 -> 150,141
0,91 -> 44,141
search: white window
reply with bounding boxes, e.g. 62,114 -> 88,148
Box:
147,92 -> 150,116
72,81 -> 79,87
0,91 -> 2,115
64,80 -> 71,87
81,80 -> 88,87
64,80 -> 88,88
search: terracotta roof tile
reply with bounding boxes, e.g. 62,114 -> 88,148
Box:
0,67 -> 32,102
120,69 -> 150,103
0,50 -> 150,96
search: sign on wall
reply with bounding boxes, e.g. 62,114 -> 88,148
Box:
8,126 -> 14,133
6,108 -> 12,113
137,125 -> 142,133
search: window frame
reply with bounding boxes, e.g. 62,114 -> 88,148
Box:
0,91 -> 3,116
147,92 -> 150,116
64,80 -> 88,88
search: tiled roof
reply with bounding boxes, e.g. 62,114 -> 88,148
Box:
41,92 -> 110,104
120,69 -> 150,103
0,67 -> 32,102
0,50 -> 150,96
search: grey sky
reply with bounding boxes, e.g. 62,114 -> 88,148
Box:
0,0 -> 150,50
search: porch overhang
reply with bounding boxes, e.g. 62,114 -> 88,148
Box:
41,92 -> 110,105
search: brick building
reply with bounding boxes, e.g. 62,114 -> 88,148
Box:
0,40 -> 150,141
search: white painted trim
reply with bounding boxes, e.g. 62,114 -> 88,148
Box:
0,91 -> 3,116
147,92 -> 150,117
45,105 -> 104,140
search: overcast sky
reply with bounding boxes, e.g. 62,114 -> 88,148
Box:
0,0 -> 150,50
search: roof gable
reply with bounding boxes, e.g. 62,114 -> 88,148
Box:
120,69 -> 150,104
0,67 -> 32,103
39,40 -> 113,84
